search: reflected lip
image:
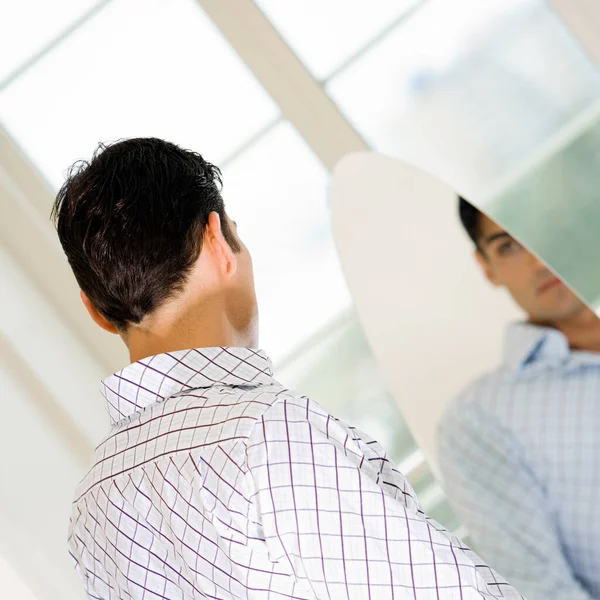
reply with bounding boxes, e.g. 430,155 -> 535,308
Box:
538,277 -> 563,294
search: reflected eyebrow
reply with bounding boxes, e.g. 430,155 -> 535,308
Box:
483,232 -> 511,246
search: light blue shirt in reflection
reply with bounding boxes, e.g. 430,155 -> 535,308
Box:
438,322 -> 600,600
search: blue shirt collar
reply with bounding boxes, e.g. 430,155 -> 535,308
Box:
503,322 -> 600,374
503,322 -> 569,372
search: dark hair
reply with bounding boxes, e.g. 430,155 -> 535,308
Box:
458,195 -> 483,247
51,137 -> 240,331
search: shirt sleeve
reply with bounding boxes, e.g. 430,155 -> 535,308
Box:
438,398 -> 593,600
246,394 -> 524,599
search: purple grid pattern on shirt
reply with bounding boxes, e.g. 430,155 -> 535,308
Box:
438,323 -> 600,600
69,347 -> 524,599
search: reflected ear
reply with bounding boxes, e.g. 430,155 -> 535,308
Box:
80,290 -> 119,334
206,212 -> 237,277
475,249 -> 500,287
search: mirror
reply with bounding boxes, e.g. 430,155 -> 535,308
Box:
330,152 -> 521,468
330,143 -> 600,599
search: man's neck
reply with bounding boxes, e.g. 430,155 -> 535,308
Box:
541,307 -> 600,353
124,300 -> 255,364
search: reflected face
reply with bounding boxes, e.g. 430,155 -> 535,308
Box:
476,214 -> 585,323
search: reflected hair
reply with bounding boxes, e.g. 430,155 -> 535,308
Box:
458,195 -> 483,249
51,137 -> 240,331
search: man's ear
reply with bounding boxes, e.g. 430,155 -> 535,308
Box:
205,212 -> 237,277
80,290 -> 119,334
475,249 -> 500,287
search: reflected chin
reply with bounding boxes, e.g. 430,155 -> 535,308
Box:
534,297 -> 587,322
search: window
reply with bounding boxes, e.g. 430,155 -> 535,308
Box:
0,0 -> 98,82
256,0 -> 421,80
327,0 -> 600,198
222,121 -> 351,361
0,0 -> 278,189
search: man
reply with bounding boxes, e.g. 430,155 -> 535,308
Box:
55,138 -> 521,599
438,197 -> 600,600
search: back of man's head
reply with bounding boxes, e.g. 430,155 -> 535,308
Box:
458,196 -> 482,248
51,137 -> 240,331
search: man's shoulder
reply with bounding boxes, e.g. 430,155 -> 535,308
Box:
437,361 -> 539,454
165,380 -> 329,452
245,389 -> 344,445
438,368 -> 511,435
253,387 -> 327,418
449,369 -> 502,405
78,382 -> 306,496
147,379 -> 306,443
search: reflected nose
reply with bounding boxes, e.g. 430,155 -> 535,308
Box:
532,253 -> 554,282
535,262 -> 560,288
529,252 -> 546,269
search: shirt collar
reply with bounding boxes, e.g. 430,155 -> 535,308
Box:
503,322 -> 570,372
101,347 -> 274,425
504,323 -> 600,378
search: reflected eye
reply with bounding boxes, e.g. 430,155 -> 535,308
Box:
497,239 -> 522,256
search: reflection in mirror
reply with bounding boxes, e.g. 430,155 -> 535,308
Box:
481,111 -> 600,312
331,141 -> 600,600
439,196 -> 600,600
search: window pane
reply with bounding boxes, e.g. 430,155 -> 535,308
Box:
327,0 -> 600,198
278,312 -> 417,462
0,0 -> 98,82
0,0 -> 278,190
222,121 -> 351,362
255,0 -> 421,81
486,112 -> 600,311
